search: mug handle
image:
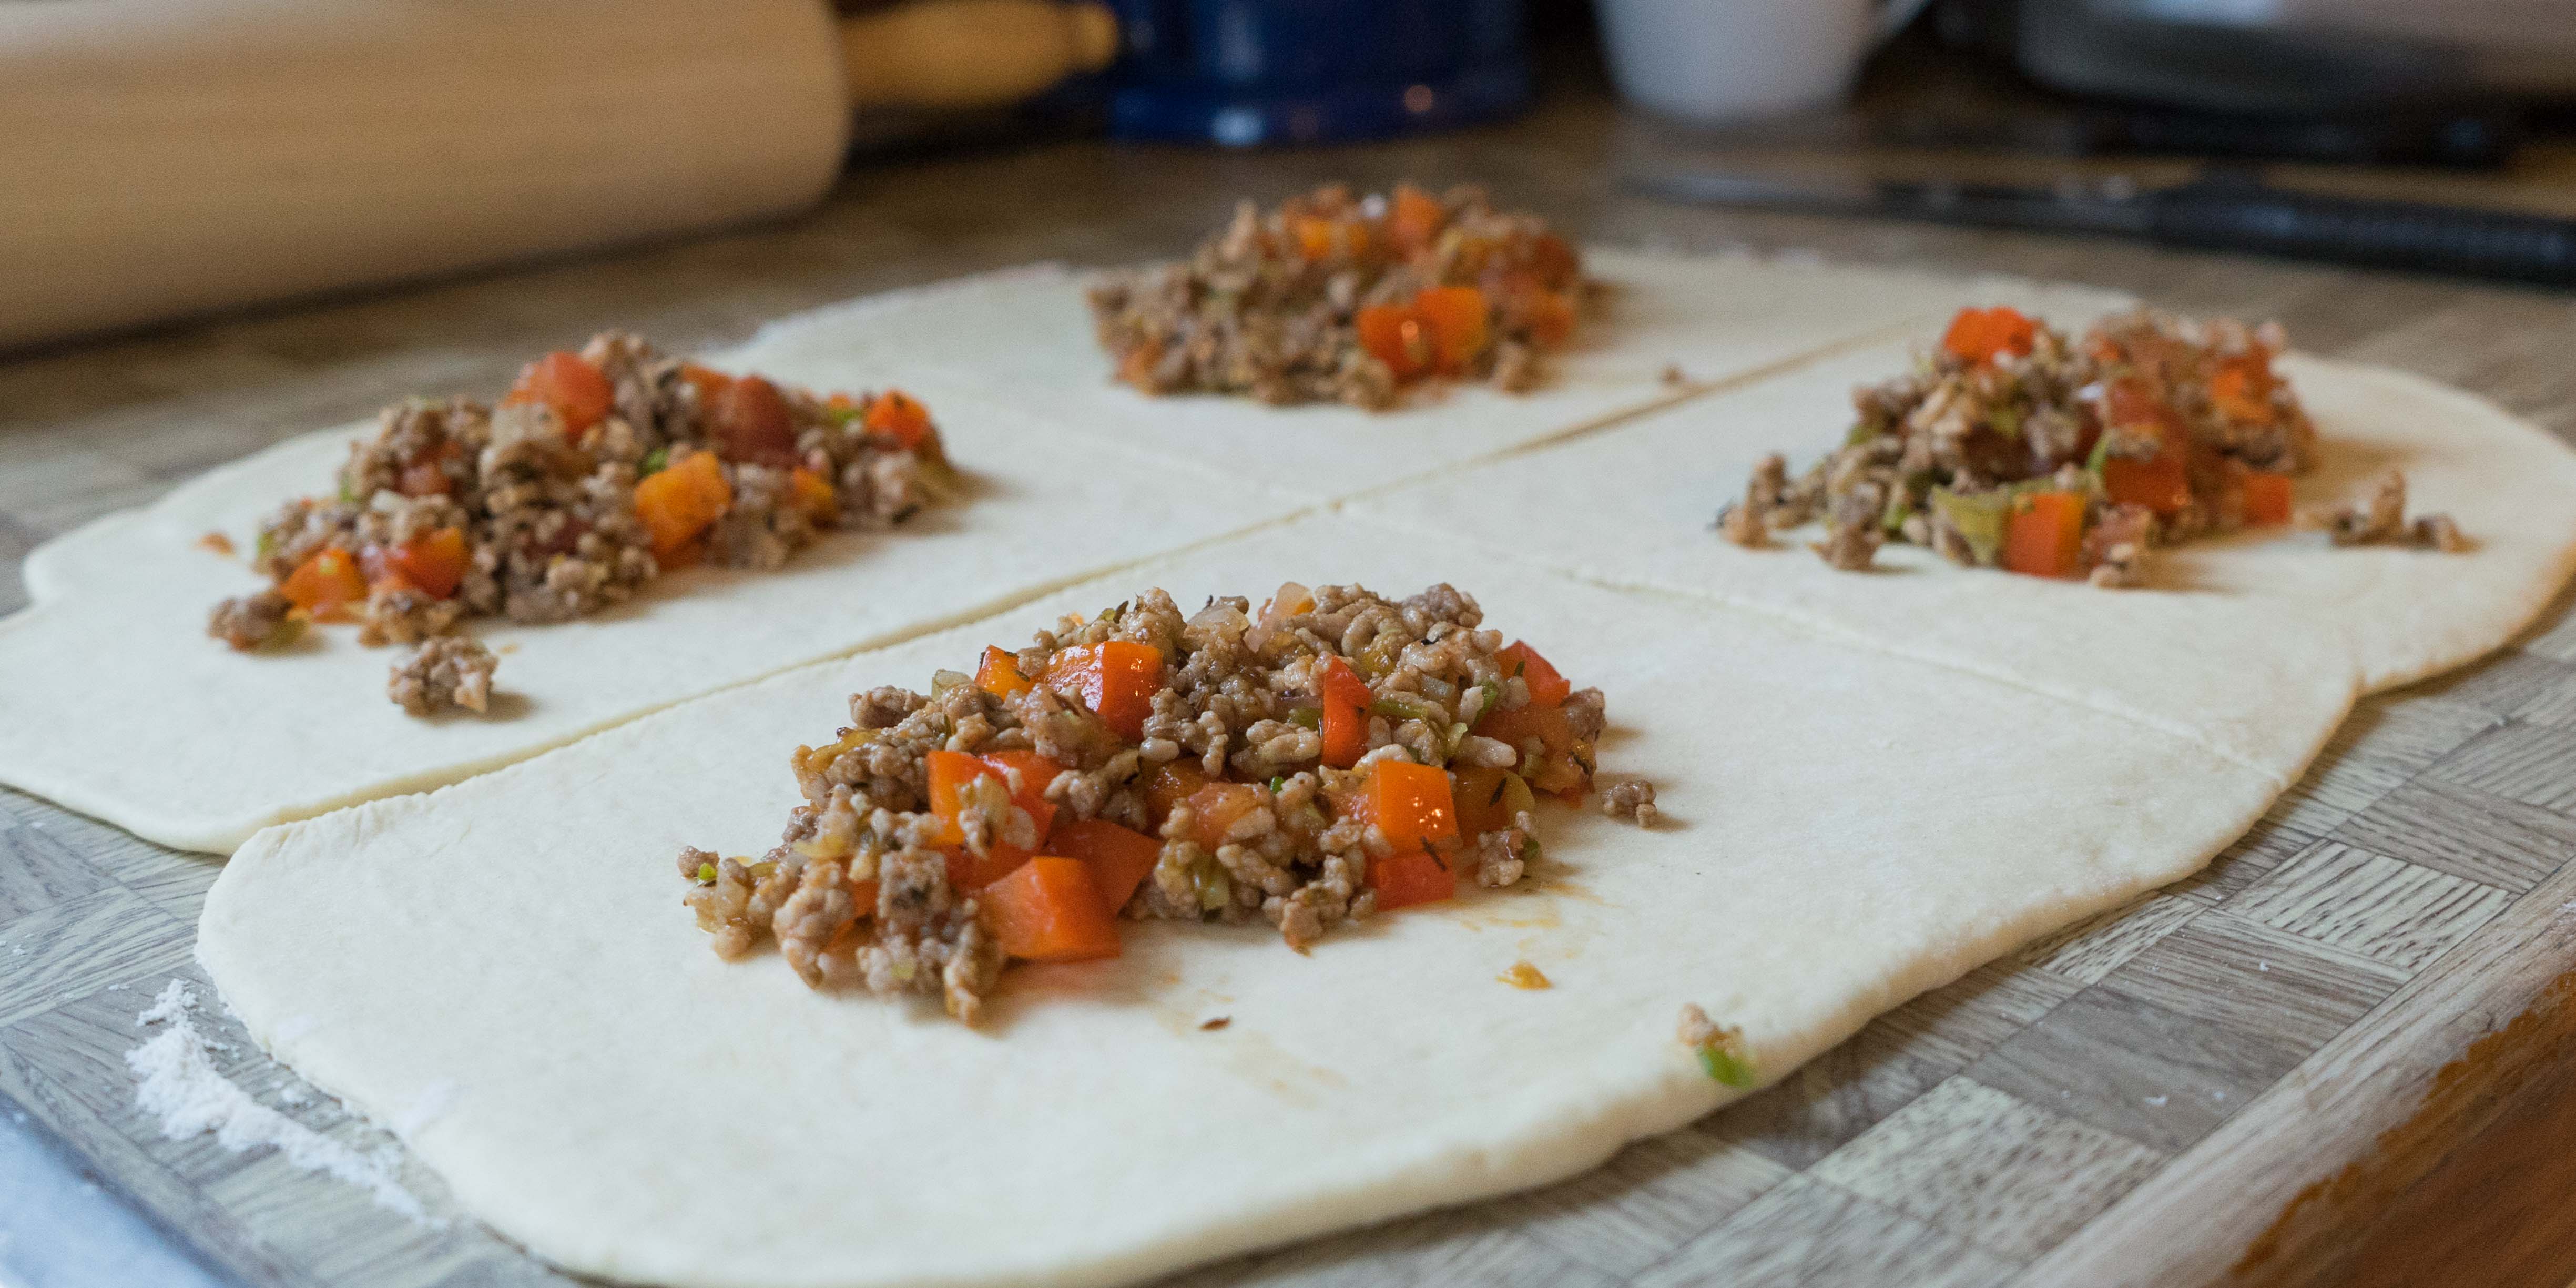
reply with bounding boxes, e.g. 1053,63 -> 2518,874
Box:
1875,0 -> 1939,44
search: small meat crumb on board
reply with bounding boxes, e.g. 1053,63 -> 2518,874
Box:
196,531 -> 235,556
1499,960 -> 1551,989
1679,1002 -> 1755,1087
1199,1016 -> 1231,1031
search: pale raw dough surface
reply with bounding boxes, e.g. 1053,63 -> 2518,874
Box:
0,382 -> 1304,854
0,252 -> 2127,854
201,515 -> 2286,1288
1349,345 -> 2576,784
770,252 -> 2136,502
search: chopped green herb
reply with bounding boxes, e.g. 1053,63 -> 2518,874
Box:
695,861 -> 717,884
1929,488 -> 2010,566
640,446 -> 670,475
1696,1040 -> 1757,1089
1287,706 -> 1321,729
1267,775 -> 1285,794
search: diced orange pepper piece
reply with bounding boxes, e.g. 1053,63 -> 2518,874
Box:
2243,470 -> 2294,525
1141,760 -> 1209,831
1046,818 -> 1162,916
1497,641 -> 1570,707
280,547 -> 367,615
633,451 -> 731,559
1449,765 -> 1530,837
679,362 -> 734,404
1318,655 -> 1371,769
788,467 -> 837,523
384,526 -> 469,599
979,749 -> 1064,845
708,373 -> 800,468
1356,303 -> 1431,380
862,390 -> 934,451
1185,781 -> 1265,851
1940,307 -> 2039,367
975,645 -> 1033,699
506,351 -> 614,435
1367,760 -> 1460,855
982,857 -> 1123,961
946,845 -> 1033,892
1370,848 -> 1455,911
925,748 -> 1061,855
2209,357 -> 2277,423
2002,491 -> 2088,579
1518,289 -> 1576,349
1387,184 -> 1446,255
1044,641 -> 1164,742
1412,286 -> 1491,373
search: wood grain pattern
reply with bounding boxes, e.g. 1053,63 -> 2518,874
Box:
5,87 -> 2576,1287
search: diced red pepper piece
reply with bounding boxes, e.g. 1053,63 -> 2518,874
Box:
633,451 -> 732,559
1185,781 -> 1266,851
1370,849 -> 1455,911
1367,760 -> 1459,854
2001,491 -> 2088,579
1496,641 -> 1570,707
1940,307 -> 2039,367
1318,655 -> 1371,770
2243,470 -> 2294,525
975,645 -> 1033,699
504,351 -> 614,435
1357,303 -> 1431,380
863,390 -> 934,451
280,547 -> 367,616
1412,286 -> 1491,373
981,857 -> 1122,961
1045,818 -> 1162,916
707,373 -> 800,468
1386,184 -> 1446,255
1044,641 -> 1164,742
2101,452 -> 2194,516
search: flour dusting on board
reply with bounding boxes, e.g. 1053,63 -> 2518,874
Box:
127,981 -> 433,1224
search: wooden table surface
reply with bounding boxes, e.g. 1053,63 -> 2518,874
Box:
8,89 -> 2576,1288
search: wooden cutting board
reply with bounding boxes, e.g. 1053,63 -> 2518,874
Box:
5,107 -> 2576,1284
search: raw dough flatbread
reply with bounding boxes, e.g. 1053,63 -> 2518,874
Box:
201,514 -> 2289,1288
0,381 -> 1306,853
758,253 -> 2136,501
1349,344 -> 2576,784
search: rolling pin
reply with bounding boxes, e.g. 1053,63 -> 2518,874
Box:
0,0 -> 1118,351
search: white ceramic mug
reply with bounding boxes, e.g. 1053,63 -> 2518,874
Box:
1594,0 -> 1937,125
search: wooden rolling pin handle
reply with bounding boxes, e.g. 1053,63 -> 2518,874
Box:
838,0 -> 1120,110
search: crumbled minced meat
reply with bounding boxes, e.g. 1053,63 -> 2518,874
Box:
1730,308 -> 2322,584
2311,471 -> 2468,552
387,636 -> 496,716
207,590 -> 299,651
680,582 -> 1653,1023
1087,184 -> 1587,409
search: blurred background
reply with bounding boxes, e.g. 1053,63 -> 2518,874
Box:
10,0 -> 2576,354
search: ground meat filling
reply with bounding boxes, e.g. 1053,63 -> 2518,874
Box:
678,581 -> 1653,1023
1716,307 -> 2457,585
2310,470 -> 2468,552
387,637 -> 496,716
207,590 -> 299,651
209,333 -> 952,715
1087,182 -> 1590,409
